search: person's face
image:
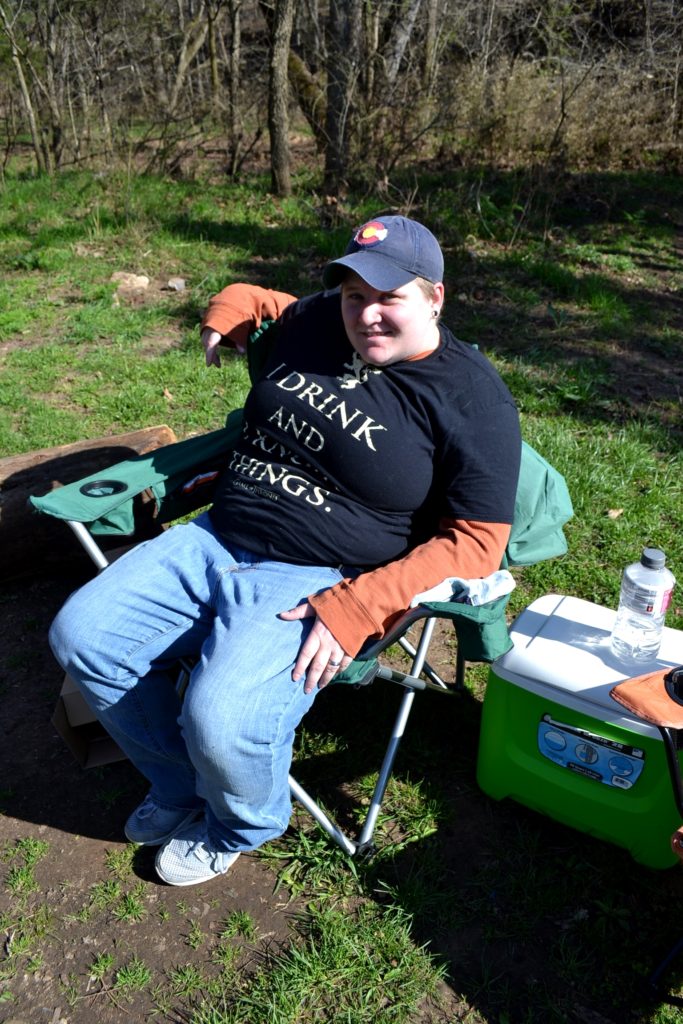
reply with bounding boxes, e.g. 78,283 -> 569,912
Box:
340,272 -> 444,366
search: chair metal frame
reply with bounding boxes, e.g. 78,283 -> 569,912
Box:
41,418 -> 572,856
33,301 -> 572,856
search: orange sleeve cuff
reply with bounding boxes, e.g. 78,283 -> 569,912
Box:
201,283 -> 297,351
309,519 -> 511,657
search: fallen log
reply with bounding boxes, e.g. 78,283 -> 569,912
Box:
0,425 -> 177,582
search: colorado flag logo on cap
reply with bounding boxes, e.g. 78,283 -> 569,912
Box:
354,221 -> 388,246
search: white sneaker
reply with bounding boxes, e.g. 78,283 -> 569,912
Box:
155,821 -> 240,886
124,794 -> 201,846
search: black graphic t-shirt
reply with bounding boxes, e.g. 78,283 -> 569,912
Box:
209,291 -> 520,568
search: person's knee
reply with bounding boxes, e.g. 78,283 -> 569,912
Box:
49,588 -> 102,680
182,701 -> 234,765
182,695 -> 294,811
182,703 -> 253,787
49,601 -> 79,673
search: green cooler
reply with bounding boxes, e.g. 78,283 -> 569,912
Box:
477,593 -> 683,869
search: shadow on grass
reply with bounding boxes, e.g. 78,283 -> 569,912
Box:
299,675 -> 683,1024
159,167 -> 683,451
444,246 -> 682,452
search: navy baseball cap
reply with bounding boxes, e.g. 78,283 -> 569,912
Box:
323,215 -> 444,291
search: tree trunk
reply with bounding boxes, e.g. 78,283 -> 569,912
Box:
362,2 -> 380,111
88,8 -> 114,159
323,0 -> 362,195
287,49 -> 326,152
226,0 -> 243,176
423,0 -> 439,90
207,2 -> 223,120
151,30 -> 170,110
0,2 -> 48,174
168,2 -> 210,116
42,0 -> 64,170
380,0 -> 424,88
266,0 -> 295,196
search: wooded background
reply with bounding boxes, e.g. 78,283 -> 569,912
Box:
1,0 -> 681,193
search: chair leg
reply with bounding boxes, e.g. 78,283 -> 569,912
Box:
66,520 -> 110,572
288,774 -> 357,856
289,616 -> 447,857
355,616 -> 439,853
290,686 -> 421,859
397,634 -> 449,689
645,726 -> 683,1005
647,935 -> 683,1008
455,647 -> 466,690
658,726 -> 683,818
355,687 -> 416,854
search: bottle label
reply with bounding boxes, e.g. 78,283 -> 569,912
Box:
621,580 -> 673,617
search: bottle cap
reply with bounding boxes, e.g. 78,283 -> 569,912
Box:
641,547 -> 666,570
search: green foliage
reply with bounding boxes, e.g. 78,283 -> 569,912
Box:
167,962 -> 207,997
220,911 -> 257,942
89,951 -> 115,983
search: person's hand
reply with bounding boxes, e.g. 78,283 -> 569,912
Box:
279,602 -> 351,694
201,327 -> 223,367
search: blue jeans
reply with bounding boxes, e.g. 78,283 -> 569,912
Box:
49,512 -> 347,853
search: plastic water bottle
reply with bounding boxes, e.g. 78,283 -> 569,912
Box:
610,548 -> 676,663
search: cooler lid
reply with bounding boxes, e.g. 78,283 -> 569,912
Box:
494,593 -> 683,716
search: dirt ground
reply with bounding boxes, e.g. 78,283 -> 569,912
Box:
0,560 -> 478,1024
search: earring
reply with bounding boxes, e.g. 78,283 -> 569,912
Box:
432,309 -> 439,318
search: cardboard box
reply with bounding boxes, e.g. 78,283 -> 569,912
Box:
52,673 -> 126,769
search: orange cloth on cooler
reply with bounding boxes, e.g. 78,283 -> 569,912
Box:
610,669 -> 683,729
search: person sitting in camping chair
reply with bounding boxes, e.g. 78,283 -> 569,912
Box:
49,215 -> 522,887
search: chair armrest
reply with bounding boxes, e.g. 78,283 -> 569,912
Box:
30,416 -> 242,536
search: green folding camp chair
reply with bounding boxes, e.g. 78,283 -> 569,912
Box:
29,325 -> 573,857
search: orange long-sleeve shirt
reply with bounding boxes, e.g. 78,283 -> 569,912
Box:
201,283 -> 297,351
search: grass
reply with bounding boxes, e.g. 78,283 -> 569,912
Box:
190,902 -> 445,1024
1,838 -> 49,898
114,954 -> 152,992
0,840 -> 53,982
0,163 -> 682,1023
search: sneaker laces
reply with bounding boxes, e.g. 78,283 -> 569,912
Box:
188,835 -> 229,871
190,837 -> 217,864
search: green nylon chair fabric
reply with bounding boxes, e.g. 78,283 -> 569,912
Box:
29,411 -> 244,535
29,432 -> 572,568
505,440 -> 573,567
29,318 -> 572,671
333,592 -> 514,684
423,592 -> 514,660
